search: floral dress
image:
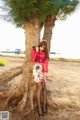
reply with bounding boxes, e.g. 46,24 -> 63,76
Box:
31,48 -> 48,83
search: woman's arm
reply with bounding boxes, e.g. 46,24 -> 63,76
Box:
31,48 -> 38,62
43,59 -> 48,81
42,58 -> 48,73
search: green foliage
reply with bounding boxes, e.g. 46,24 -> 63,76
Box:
0,60 -> 9,66
1,0 -> 79,27
54,0 -> 79,19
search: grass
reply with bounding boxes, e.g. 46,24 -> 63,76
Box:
50,57 -> 80,62
0,60 -> 9,66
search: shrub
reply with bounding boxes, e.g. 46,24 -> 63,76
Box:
0,60 -> 9,66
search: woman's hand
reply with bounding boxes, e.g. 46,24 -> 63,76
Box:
43,72 -> 47,81
36,46 -> 39,52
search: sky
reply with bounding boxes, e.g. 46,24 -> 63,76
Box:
50,5 -> 80,58
0,20 -> 25,51
0,4 -> 80,59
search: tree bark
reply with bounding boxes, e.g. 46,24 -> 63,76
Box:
19,17 -> 40,110
42,15 -> 56,52
0,17 -> 40,111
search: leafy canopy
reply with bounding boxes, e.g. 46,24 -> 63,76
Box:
0,0 -> 79,27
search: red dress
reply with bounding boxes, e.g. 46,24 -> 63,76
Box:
31,48 -> 48,73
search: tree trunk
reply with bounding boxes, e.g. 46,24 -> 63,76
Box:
0,17 -> 40,111
19,17 -> 40,110
42,15 -> 56,52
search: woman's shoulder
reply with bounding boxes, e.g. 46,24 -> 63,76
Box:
43,51 -> 46,54
32,48 -> 36,52
41,51 -> 47,57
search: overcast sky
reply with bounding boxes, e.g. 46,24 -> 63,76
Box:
50,5 -> 80,58
0,3 -> 80,59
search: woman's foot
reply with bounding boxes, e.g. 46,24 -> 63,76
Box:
37,106 -> 43,117
42,104 -> 47,115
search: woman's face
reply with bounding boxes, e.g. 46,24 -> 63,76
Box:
40,45 -> 46,51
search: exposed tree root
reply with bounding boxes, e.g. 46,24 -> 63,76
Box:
0,92 -> 11,98
0,66 -> 23,85
7,94 -> 23,111
0,71 -> 32,112
0,64 -> 56,113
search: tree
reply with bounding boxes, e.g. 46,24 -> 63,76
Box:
0,0 -> 79,114
42,0 -> 79,52
0,0 -> 61,112
42,15 -> 56,52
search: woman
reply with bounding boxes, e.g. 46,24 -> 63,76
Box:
31,40 -> 49,120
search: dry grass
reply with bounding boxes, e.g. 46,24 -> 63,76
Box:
50,57 -> 80,62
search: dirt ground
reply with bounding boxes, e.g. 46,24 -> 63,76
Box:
0,56 -> 80,120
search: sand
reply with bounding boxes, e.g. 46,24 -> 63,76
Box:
0,56 -> 80,120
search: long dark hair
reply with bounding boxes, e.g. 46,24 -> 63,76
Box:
38,40 -> 49,59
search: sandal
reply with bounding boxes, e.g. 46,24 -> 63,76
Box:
42,104 -> 47,115
37,106 -> 43,117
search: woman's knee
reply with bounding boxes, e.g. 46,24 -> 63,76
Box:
42,83 -> 46,90
37,83 -> 43,91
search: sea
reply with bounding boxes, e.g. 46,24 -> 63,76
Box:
0,52 -> 80,59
